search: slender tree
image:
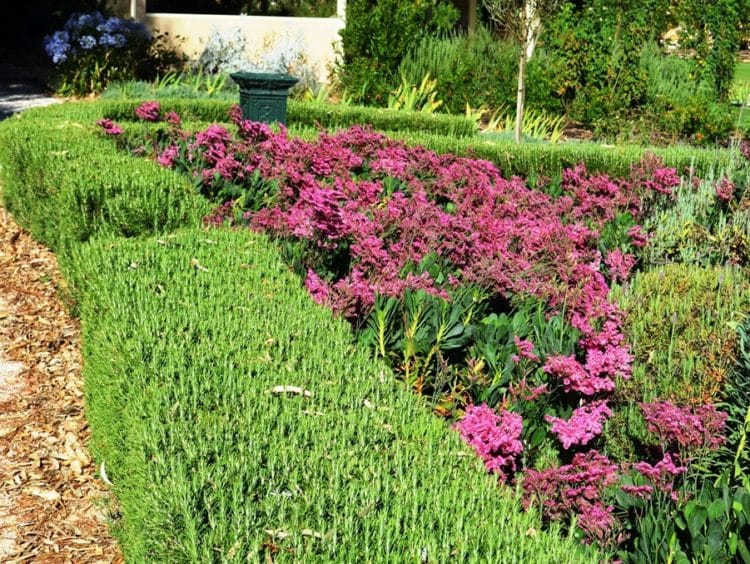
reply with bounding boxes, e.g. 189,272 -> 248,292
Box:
483,0 -> 562,142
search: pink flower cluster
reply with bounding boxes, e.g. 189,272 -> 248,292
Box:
714,176 -> 735,202
632,453 -> 688,500
523,450 -> 619,543
545,401 -> 613,449
454,403 -> 523,481
95,118 -> 124,136
512,336 -> 539,363
639,401 -> 727,451
135,100 -> 161,122
605,249 -> 636,283
152,110 -> 672,405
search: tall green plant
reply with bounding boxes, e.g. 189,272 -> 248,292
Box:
335,0 -> 459,105
677,0 -> 745,100
398,26 -> 561,115
483,0 -> 563,142
543,0 -> 669,132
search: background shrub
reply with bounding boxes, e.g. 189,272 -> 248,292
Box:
336,0 -> 459,105
398,26 -> 562,115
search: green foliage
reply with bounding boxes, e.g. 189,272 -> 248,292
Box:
103,72 -> 237,101
482,107 -> 566,143
387,73 -> 443,114
358,282 -> 582,465
678,0 -> 743,100
542,1 -> 735,142
614,264 -> 750,407
387,129 -> 743,180
0,108 -> 209,252
62,227 -> 597,563
642,165 -> 750,268
544,0 -> 665,128
620,477 -> 750,563
96,90 -> 479,137
633,43 -> 735,144
287,101 -> 477,137
336,0 -> 459,105
397,26 -> 562,115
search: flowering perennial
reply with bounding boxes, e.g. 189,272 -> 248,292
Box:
44,12 -> 150,65
545,401 -> 613,450
639,401 -> 727,451
95,118 -> 124,136
523,451 -> 619,543
454,404 -> 523,480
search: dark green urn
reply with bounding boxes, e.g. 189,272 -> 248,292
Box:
230,72 -> 299,125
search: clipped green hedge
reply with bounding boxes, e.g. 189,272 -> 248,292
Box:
388,131 -> 743,179
16,98 -> 741,184
67,228 -> 595,562
30,98 -> 476,138
287,100 -> 477,138
0,109 -> 210,252
0,97 -> 596,562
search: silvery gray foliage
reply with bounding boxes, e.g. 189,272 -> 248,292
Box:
195,28 -> 258,74
259,31 -> 317,90
195,28 -> 317,90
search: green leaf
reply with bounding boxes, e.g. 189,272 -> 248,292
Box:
705,519 -> 725,560
688,507 -> 707,537
738,538 -> 750,563
708,497 -> 727,520
529,426 -> 547,449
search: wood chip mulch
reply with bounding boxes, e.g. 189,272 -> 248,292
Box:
0,205 -> 122,563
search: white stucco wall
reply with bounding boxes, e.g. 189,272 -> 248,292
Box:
144,13 -> 344,84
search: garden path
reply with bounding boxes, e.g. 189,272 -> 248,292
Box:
0,76 -> 121,560
0,63 -> 59,120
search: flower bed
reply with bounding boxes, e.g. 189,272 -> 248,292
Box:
94,101 -> 748,555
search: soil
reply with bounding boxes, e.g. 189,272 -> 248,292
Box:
0,206 -> 122,563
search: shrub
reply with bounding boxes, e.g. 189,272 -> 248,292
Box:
642,165 -> 750,268
65,227 -> 598,562
336,0 -> 459,105
0,108 -> 209,251
679,0 -> 744,100
387,130 -> 744,181
287,101 -> 476,137
195,27 -> 316,90
43,11 -> 182,95
397,26 -> 562,115
611,264 -> 750,409
634,43 -> 736,144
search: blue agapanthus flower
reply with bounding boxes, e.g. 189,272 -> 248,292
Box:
43,31 -> 71,64
78,34 -> 97,50
64,12 -> 106,34
43,11 -> 153,65
98,33 -> 127,48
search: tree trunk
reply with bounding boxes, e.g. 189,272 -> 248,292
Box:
514,48 -> 527,143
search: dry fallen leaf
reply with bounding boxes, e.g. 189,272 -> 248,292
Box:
24,487 -> 61,502
268,385 -> 313,398
190,258 -> 209,272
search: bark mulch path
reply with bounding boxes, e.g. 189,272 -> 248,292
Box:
0,205 -> 122,563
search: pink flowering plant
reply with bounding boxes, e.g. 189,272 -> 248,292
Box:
99,106 -> 735,553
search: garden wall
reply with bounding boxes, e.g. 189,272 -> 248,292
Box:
144,12 -> 344,83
